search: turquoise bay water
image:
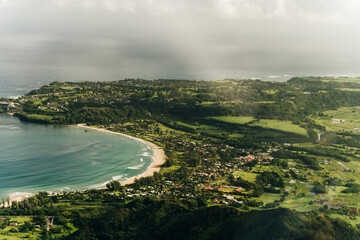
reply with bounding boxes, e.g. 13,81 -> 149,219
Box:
0,114 -> 153,200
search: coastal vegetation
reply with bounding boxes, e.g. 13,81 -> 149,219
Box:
1,77 -> 360,239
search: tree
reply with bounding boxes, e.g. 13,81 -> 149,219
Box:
35,214 -> 47,227
106,181 -> 122,191
19,221 -> 35,232
312,185 -> 326,194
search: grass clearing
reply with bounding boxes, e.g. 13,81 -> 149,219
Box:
228,133 -> 244,138
197,101 -> 217,106
253,101 -> 276,104
281,195 -> 317,212
318,77 -> 360,83
315,106 -> 360,132
251,119 -> 308,136
209,116 -> 307,136
328,214 -> 360,226
209,116 -> 254,124
160,165 -> 181,174
27,114 -> 53,121
233,171 -> 259,182
338,88 -> 360,92
257,193 -> 281,204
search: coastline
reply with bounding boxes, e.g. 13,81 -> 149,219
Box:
76,124 -> 166,186
3,123 -> 166,205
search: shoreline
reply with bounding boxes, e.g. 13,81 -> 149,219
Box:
3,123 -> 166,205
76,124 -> 166,186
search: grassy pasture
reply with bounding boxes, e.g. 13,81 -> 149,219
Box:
281,195 -> 317,212
27,114 -> 53,121
328,213 -> 360,226
338,88 -> 360,92
233,171 -> 259,182
228,133 -> 244,138
209,116 -> 307,136
251,119 -> 307,136
209,116 -> 254,125
257,193 -> 281,204
316,107 -> 360,132
302,77 -> 360,83
253,101 -> 276,104
0,216 -> 38,240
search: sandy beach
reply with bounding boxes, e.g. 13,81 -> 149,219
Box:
0,193 -> 34,207
76,124 -> 166,186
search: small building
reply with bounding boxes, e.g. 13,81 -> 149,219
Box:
9,222 -> 18,227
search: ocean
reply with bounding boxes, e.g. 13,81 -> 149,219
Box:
0,114 -> 153,200
0,64 -> 292,99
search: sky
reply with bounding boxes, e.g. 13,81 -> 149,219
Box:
0,0 -> 359,83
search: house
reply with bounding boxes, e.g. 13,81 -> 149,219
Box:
9,222 -> 17,227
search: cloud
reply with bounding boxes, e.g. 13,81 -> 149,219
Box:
38,0 -> 355,26
0,0 -> 359,81
0,0 -> 359,25
210,0 -> 360,25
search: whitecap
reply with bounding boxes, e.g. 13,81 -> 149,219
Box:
91,161 -> 100,166
52,142 -> 96,156
94,143 -> 111,149
139,152 -> 150,157
112,175 -> 127,181
87,181 -> 108,189
87,174 -> 128,189
0,125 -> 19,130
127,163 -> 146,170
57,187 -> 71,192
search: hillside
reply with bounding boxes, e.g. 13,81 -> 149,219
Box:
65,199 -> 358,240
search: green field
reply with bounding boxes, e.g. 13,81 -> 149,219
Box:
210,116 -> 308,136
209,116 -> 254,124
228,133 -> 245,138
257,193 -> 281,204
338,88 -> 360,92
27,114 -> 53,121
281,195 -> 318,212
251,119 -> 307,136
315,107 -> 360,132
233,171 -> 259,182
302,77 -> 360,83
0,216 -> 39,240
328,214 -> 360,226
253,101 -> 276,104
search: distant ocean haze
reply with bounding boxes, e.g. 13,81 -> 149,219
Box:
0,114 -> 154,200
1,0 -> 360,98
